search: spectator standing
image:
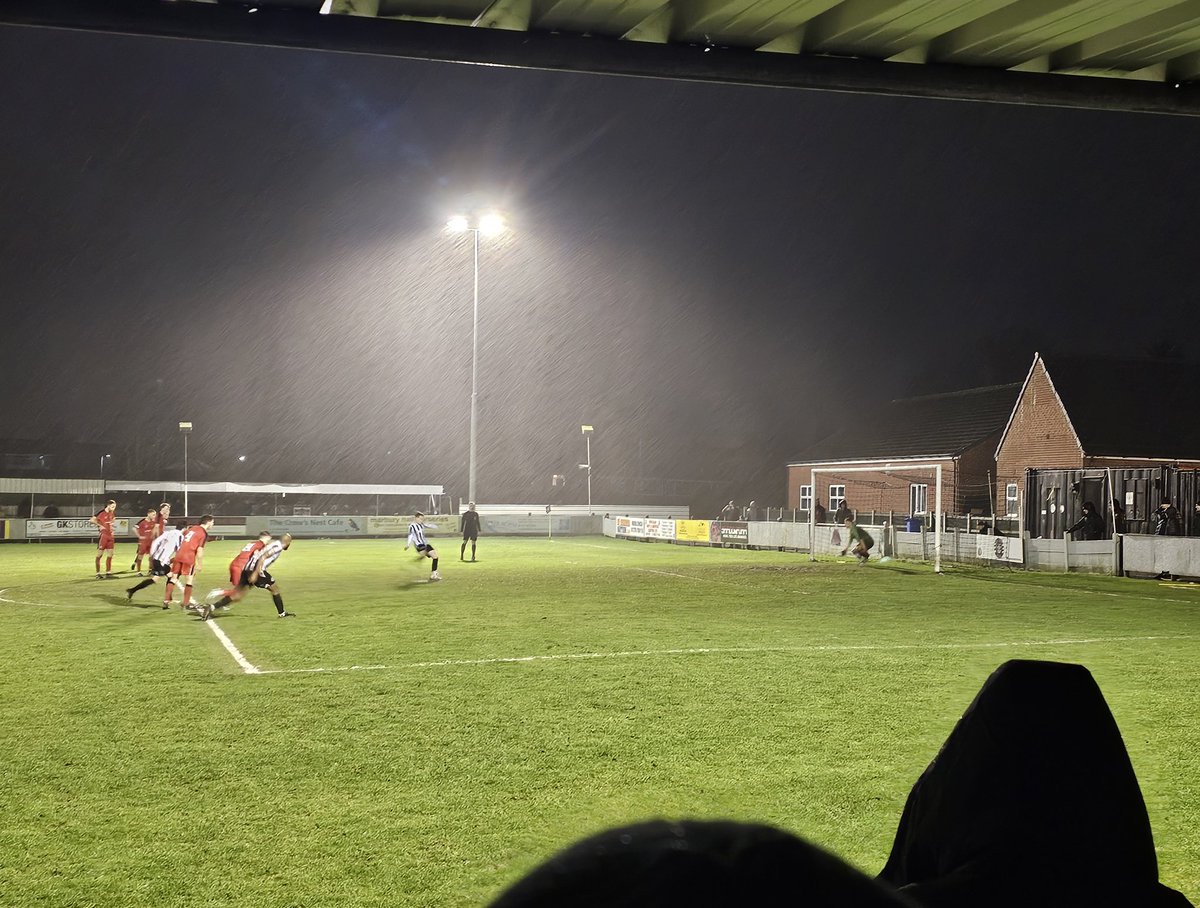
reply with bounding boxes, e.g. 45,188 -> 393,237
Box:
1153,500 -> 1181,536
813,499 -> 827,524
834,499 -> 852,524
1068,501 -> 1104,541
720,500 -> 735,521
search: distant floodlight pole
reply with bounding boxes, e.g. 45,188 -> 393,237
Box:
581,424 -> 594,513
179,421 -> 193,516
448,211 -> 505,506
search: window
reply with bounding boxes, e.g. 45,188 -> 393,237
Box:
910,483 -> 929,515
829,485 -> 845,513
799,484 -> 812,512
1004,483 -> 1018,516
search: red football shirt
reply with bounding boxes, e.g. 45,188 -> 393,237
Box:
176,525 -> 209,561
94,510 -> 114,533
136,518 -> 155,542
229,539 -> 264,574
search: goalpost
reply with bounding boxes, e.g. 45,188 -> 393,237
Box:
809,462 -> 943,573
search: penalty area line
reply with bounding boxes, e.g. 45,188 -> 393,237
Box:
249,633 -> 1195,676
204,620 -> 262,674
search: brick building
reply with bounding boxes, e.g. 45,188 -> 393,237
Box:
787,384 -> 1021,520
994,353 -> 1200,520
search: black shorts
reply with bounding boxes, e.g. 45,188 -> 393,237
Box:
150,560 -> 172,578
415,543 -> 433,553
239,568 -> 275,589
462,532 -> 478,542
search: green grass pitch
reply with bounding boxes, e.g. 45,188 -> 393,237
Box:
1,535 -> 1196,906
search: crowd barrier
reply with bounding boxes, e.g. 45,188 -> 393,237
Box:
603,517 -> 1200,578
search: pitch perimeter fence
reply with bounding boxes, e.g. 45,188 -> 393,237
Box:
603,517 -> 1200,579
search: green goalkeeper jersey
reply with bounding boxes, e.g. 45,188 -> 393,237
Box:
847,524 -> 874,548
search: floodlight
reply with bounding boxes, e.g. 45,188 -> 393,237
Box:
447,215 -> 470,233
478,212 -> 505,236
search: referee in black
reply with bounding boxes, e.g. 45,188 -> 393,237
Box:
460,501 -> 481,562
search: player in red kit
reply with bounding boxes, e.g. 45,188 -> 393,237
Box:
89,500 -> 118,579
155,502 -> 171,540
165,515 -> 214,610
203,531 -> 272,610
131,507 -> 158,574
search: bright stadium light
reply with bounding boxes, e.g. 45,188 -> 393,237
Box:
445,210 -> 508,505
478,212 -> 505,236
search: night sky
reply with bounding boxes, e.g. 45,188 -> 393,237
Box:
3,24 -> 1199,507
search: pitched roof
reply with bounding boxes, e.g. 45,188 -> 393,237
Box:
1043,356 -> 1200,461
790,383 -> 1021,464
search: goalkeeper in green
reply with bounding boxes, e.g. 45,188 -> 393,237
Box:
840,517 -> 874,565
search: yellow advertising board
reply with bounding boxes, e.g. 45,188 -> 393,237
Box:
674,519 -> 711,543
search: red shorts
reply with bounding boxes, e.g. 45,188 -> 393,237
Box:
229,563 -> 245,585
137,539 -> 153,555
170,557 -> 196,577
97,533 -> 115,550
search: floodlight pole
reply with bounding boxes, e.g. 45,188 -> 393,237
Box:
581,424 -> 594,513
449,212 -> 505,506
468,226 -> 479,506
179,421 -> 193,517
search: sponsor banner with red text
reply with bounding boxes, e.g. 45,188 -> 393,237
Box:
26,517 -> 132,538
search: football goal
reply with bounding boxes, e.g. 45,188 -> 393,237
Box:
809,462 -> 943,573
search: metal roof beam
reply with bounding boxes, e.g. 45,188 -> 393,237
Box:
1050,0 -> 1200,71
6,0 -> 1200,116
807,0 -> 1017,58
931,0 -> 1160,65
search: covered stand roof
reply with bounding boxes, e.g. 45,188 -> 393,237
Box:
791,383 -> 1021,464
1040,356 -> 1200,462
8,0 -> 1200,116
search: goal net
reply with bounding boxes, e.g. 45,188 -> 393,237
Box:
809,462 -> 944,572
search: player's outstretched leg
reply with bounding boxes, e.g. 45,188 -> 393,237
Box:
126,577 -> 156,601
471,541 -> 477,561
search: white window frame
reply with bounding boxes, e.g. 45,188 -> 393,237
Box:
829,485 -> 846,513
1005,483 -> 1019,516
799,484 -> 812,513
910,483 -> 929,516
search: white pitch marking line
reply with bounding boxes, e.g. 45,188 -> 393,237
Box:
204,620 -> 262,674
251,634 -> 1196,676
632,567 -> 732,585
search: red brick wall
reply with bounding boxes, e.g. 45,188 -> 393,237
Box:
957,432 -> 1003,513
787,459 -> 958,517
995,358 -> 1082,513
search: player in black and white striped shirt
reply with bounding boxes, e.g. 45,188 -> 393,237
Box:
404,511 -> 441,582
200,533 -> 294,620
125,520 -> 188,608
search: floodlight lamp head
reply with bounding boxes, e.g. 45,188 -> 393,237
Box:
478,212 -> 505,236
578,464 -> 589,470
447,215 -> 470,233
581,424 -> 594,434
